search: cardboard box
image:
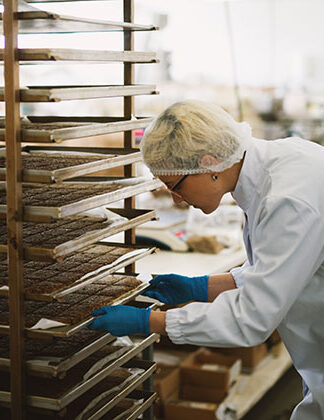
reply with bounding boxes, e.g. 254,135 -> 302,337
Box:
155,389 -> 180,418
181,384 -> 227,404
154,366 -> 180,418
210,344 -> 267,371
154,365 -> 180,402
154,348 -> 195,367
165,400 -> 219,420
180,348 -> 241,390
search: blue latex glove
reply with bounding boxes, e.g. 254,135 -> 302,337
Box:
143,273 -> 209,305
88,305 -> 151,337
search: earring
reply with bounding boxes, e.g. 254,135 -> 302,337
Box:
212,175 -> 218,181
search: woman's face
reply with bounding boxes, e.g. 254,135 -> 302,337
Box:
160,172 -> 232,214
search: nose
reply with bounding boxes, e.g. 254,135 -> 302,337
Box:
172,194 -> 183,204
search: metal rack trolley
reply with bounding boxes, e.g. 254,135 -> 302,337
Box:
2,0 -> 159,418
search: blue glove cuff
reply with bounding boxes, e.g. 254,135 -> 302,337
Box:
193,275 -> 209,302
139,307 -> 152,334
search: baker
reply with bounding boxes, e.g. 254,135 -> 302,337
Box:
89,100 -> 324,419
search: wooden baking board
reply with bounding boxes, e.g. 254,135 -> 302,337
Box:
0,116 -> 153,143
0,281 -> 151,339
0,335 -> 158,411
113,390 -> 157,420
84,361 -> 156,420
33,249 -> 156,301
0,245 -> 156,299
15,0 -> 110,2
0,332 -> 115,377
24,361 -> 157,419
0,9 -> 158,34
0,299 -> 159,378
0,85 -> 157,102
0,149 -> 142,182
0,49 -> 157,63
0,178 -> 162,220
0,209 -> 156,260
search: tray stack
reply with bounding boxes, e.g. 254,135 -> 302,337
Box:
1,0 -> 160,418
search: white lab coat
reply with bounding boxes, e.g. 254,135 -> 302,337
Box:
165,137 -> 324,419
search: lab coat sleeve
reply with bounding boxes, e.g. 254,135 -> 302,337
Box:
166,196 -> 324,347
230,260 -> 251,288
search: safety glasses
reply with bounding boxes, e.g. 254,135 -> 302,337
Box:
165,174 -> 189,198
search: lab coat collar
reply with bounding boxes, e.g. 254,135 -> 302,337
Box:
232,139 -> 264,213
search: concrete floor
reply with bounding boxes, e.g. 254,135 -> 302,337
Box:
242,367 -> 303,420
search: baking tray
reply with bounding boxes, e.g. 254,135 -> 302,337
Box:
0,116 -> 153,143
0,245 -> 156,300
107,390 -> 157,420
0,298 -> 159,378
0,178 -> 162,220
0,148 -> 143,182
0,84 -> 157,102
0,2 -> 158,34
0,243 -> 153,286
0,332 -> 115,377
0,334 -> 158,410
0,361 -> 156,419
0,209 -> 156,261
8,0 -> 113,2
0,269 -> 156,338
50,263 -> 156,300
5,0 -> 109,2
0,48 -> 157,63
0,344 -> 135,395
80,360 -> 156,420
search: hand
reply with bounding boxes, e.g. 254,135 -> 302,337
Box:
143,273 -> 209,305
88,305 -> 151,337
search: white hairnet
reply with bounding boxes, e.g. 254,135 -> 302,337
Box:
140,100 -> 252,175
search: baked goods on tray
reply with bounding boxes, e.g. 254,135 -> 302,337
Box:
0,274 -> 142,327
0,329 -> 105,360
0,246 -> 137,296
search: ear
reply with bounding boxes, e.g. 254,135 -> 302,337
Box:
200,154 -> 222,168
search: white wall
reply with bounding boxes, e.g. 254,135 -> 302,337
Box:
1,0 -> 322,90
136,0 -> 324,89
1,0 -> 323,116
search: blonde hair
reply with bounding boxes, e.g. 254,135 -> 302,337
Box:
141,100 -> 252,175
